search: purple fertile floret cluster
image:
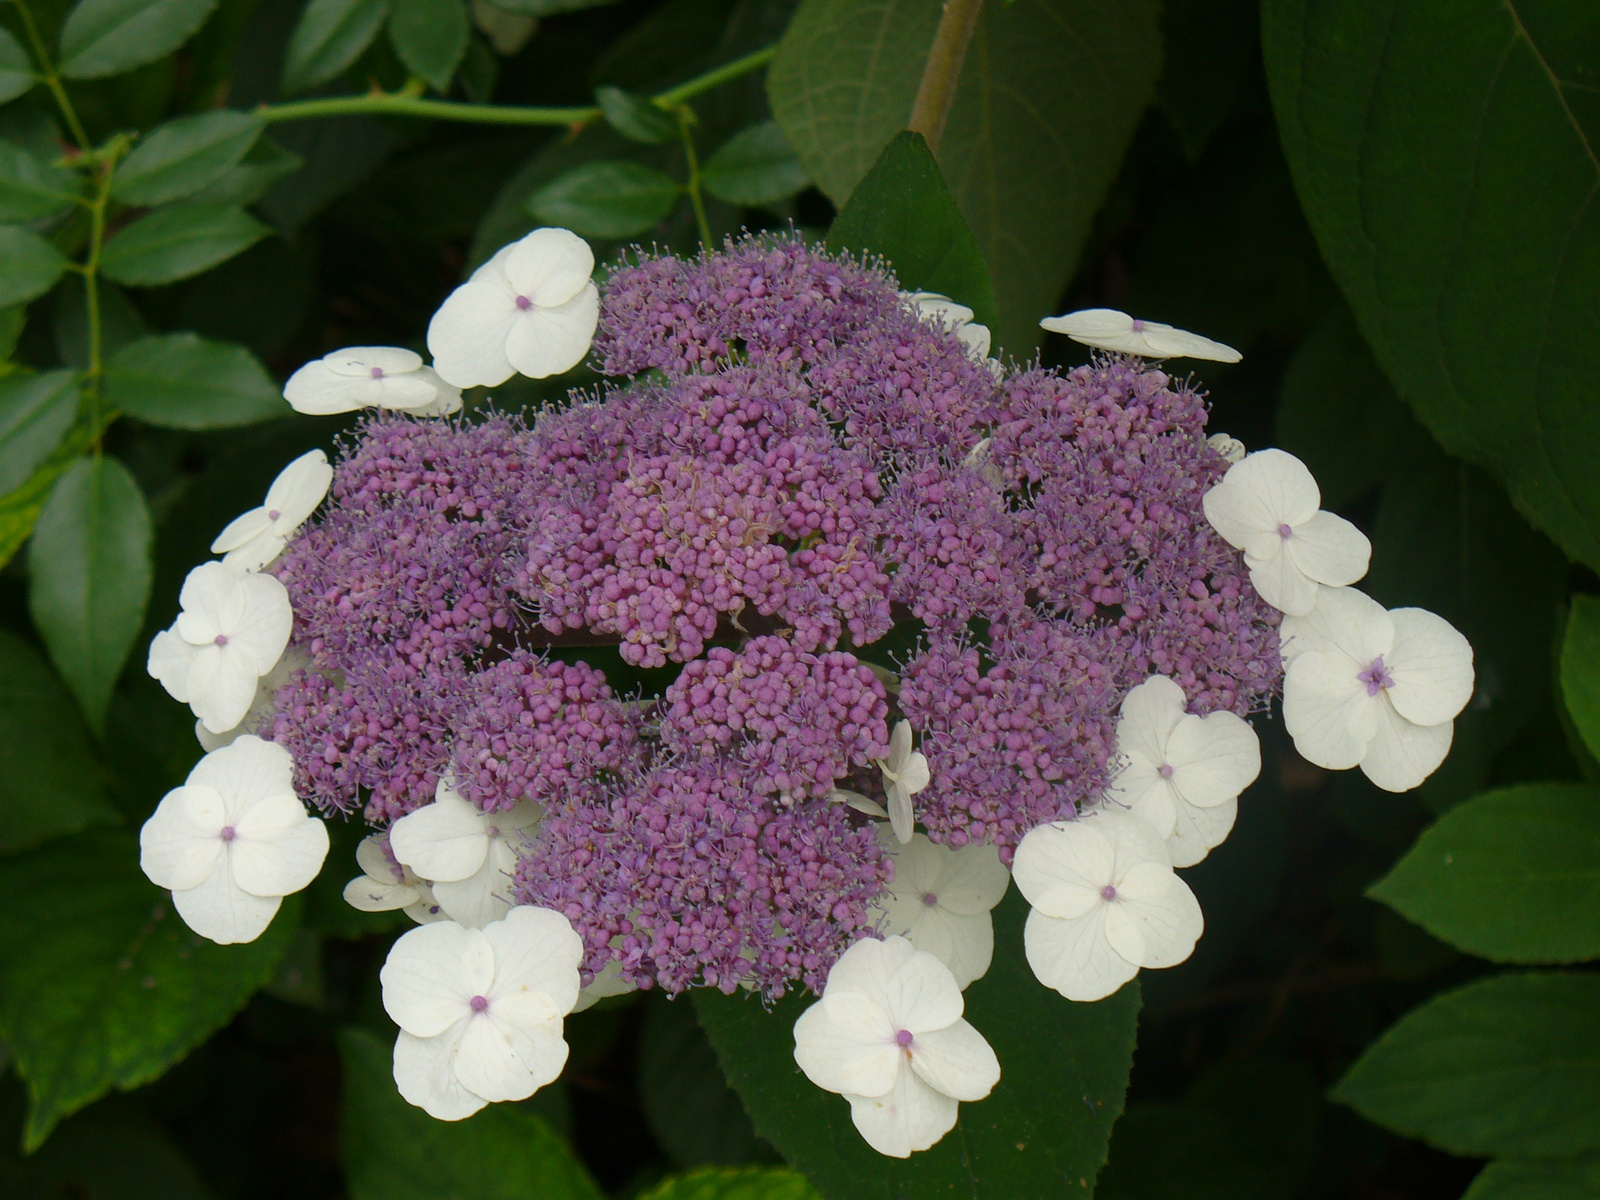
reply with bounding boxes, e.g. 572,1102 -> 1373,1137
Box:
265,235 -> 1281,998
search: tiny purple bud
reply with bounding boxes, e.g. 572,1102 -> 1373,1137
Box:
1100,884 -> 1117,901
219,825 -> 236,842
515,295 -> 533,310
1158,763 -> 1174,779
922,892 -> 939,907
370,366 -> 385,378
470,994 -> 489,1012
214,634 -> 229,646
895,1029 -> 914,1047
1358,656 -> 1395,697
1278,522 -> 1294,539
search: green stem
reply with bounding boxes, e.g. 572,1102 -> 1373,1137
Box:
258,43 -> 778,129
81,142 -> 123,450
907,0 -> 984,152
11,0 -> 90,149
678,107 -> 712,250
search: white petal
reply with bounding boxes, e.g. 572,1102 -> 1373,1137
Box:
140,785 -> 225,890
1109,864 -> 1203,967
1286,510 -> 1371,587
1038,308 -> 1136,349
1360,701 -> 1453,792
220,531 -> 287,574
1277,586 -> 1395,665
186,647 -> 267,735
282,360 -> 367,415
228,796 -> 328,897
170,855 -> 281,944
226,572 -> 293,674
1203,449 -> 1321,551
262,449 -> 333,532
899,752 -> 931,795
389,789 -> 491,882
1283,649 -> 1381,770
908,1018 -> 999,1102
887,783 -> 914,845
392,1027 -> 487,1121
185,735 -> 295,807
147,626 -> 199,702
570,959 -> 634,1013
1245,544 -> 1321,615
1023,906 -> 1137,1002
211,506 -> 273,554
497,798 -> 543,831
355,832 -> 398,881
343,874 -> 417,912
430,836 -> 517,928
1207,433 -> 1246,463
1166,710 -> 1260,808
1136,322 -> 1243,363
1384,608 -> 1475,727
885,720 -> 913,772
929,840 -> 1009,918
955,322 -> 991,360
426,276 -> 520,389
506,227 -> 595,308
823,933 -> 917,998
1112,773 -> 1179,838
845,1067 -> 958,1158
176,561 -> 246,644
453,1001 -> 567,1101
833,788 -> 889,819
323,346 -> 424,377
865,938 -> 963,1035
1010,819 -> 1113,919
381,921 -> 492,1037
794,991 -> 901,1097
370,373 -> 445,411
404,885 -> 447,924
883,905 -> 993,990
504,282 -> 599,379
1114,674 -> 1188,767
904,291 -> 974,330
1166,793 -> 1237,868
482,905 -> 583,1017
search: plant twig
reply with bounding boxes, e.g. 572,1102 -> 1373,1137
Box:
677,107 -> 713,250
11,0 -> 90,149
907,0 -> 984,152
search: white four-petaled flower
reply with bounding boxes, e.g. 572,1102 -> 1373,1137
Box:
427,227 -> 600,388
1202,448 -> 1371,616
1039,308 -> 1242,363
147,561 -> 293,734
873,829 -> 1010,989
283,347 -> 461,417
344,833 -> 445,924
793,935 -> 1000,1158
139,735 -> 329,944
381,906 -> 582,1120
210,449 -> 334,573
1013,809 -> 1202,1002
1105,675 -> 1260,868
876,721 -> 930,845
388,777 -> 541,928
1280,586 -> 1474,792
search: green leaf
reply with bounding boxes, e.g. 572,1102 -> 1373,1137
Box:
527,160 -> 681,239
826,131 -> 997,332
283,0 -> 392,95
387,0 -> 468,92
1263,0 -> 1600,571
483,0 -> 621,13
1370,784 -> 1600,964
59,0 -> 221,79
114,111 -> 266,208
0,420 -> 97,572
0,829 -> 296,1148
1464,1158 -> 1600,1200
1562,595 -> 1600,763
104,333 -> 287,429
54,276 -> 146,372
1332,971 -> 1600,1158
27,455 -> 153,733
0,27 -> 34,104
596,85 -> 678,144
639,995 -> 770,1168
0,628 -> 117,856
186,137 -> 303,207
99,203 -> 269,286
637,1167 -> 820,1200
694,892 -> 1141,1199
0,224 -> 69,307
769,0 -> 1161,352
0,140 -> 79,221
340,1026 -> 605,1200
0,370 -> 78,495
702,122 -> 811,207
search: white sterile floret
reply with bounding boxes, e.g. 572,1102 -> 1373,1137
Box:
388,776 -> 542,928
873,829 -> 1010,988
876,721 -> 931,845
903,290 -> 1002,379
1039,308 -> 1242,363
139,735 -> 329,944
210,450 -> 334,573
344,834 -> 445,924
1280,586 -> 1474,792
147,561 -> 293,735
1206,432 -> 1246,464
1202,448 -> 1372,616
1105,675 -> 1260,868
792,935 -> 1000,1158
283,347 -> 462,417
1012,808 -> 1203,1002
381,906 -> 582,1120
427,227 -> 600,388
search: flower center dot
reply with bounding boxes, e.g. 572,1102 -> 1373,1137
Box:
370,366 -> 384,378
1130,319 -> 1145,331
1158,763 -> 1174,778
219,825 -> 236,842
1101,884 -> 1117,901
1358,656 -> 1395,696
470,995 -> 489,1012
213,634 -> 229,646
895,1029 -> 914,1047
922,892 -> 939,907
267,509 -> 280,521
515,295 -> 533,310
1278,522 -> 1294,539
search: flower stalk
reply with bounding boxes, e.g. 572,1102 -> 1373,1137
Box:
907,0 -> 985,152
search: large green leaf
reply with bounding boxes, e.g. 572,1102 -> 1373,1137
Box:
0,370 -> 79,495
638,1167 -> 821,1200
0,422 -> 95,572
1263,0 -> 1600,570
339,1026 -> 604,1200
0,141 -> 79,221
104,333 -> 287,429
1562,595 -> 1600,762
0,829 -> 297,1149
826,131 -> 997,332
114,111 -> 266,208
1332,972 -> 1600,1158
0,225 -> 68,307
527,161 -> 682,239
694,893 -> 1141,1199
99,204 -> 269,287
768,0 -> 1161,352
27,455 -> 152,734
639,995 -> 770,1169
282,0 -> 392,96
0,629 -> 117,856
59,0 -> 221,79
1464,1158 -> 1600,1200
0,27 -> 33,104
388,0 -> 468,93
1370,784 -> 1600,964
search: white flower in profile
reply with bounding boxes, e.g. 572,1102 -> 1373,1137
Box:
1202,448 -> 1371,616
139,735 -> 329,944
427,227 -> 599,388
793,935 -> 999,1158
344,833 -> 446,924
388,776 -> 541,928
283,347 -> 462,417
873,828 -> 1009,988
1280,586 -> 1473,792
210,450 -> 334,573
147,562 -> 293,735
876,721 -> 930,845
1012,808 -> 1203,1002
1206,432 -> 1246,464
1040,308 -> 1242,363
381,906 -> 582,1120
1105,675 -> 1260,868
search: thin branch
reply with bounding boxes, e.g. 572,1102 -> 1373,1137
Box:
907,0 -> 984,152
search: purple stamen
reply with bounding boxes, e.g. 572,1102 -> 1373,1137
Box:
895,1029 -> 914,1047
267,509 -> 281,521
515,295 -> 533,310
213,634 -> 229,646
922,892 -> 939,907
1130,319 -> 1145,331
470,995 -> 489,1012
1100,884 -> 1117,901
1358,656 -> 1395,697
219,825 -> 236,842
1158,763 -> 1174,778
1278,522 -> 1294,539
370,366 -> 385,378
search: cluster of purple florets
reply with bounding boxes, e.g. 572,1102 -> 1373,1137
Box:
264,235 -> 1281,998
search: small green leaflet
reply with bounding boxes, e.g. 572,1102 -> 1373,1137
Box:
99,204 -> 270,287
114,111 -> 267,208
104,333 -> 288,429
528,161 -> 681,239
59,0 -> 222,79
703,122 -> 812,207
